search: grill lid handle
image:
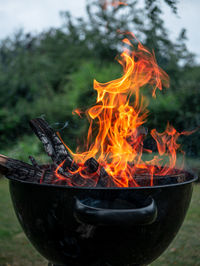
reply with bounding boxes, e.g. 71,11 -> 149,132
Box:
74,197 -> 157,226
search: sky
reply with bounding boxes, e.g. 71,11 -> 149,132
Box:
0,0 -> 199,62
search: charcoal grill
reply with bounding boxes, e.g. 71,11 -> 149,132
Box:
7,170 -> 197,266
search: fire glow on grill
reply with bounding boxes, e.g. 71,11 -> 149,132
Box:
54,33 -> 192,187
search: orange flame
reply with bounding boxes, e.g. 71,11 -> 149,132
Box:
56,34 -> 192,187
72,108 -> 83,118
102,0 -> 128,10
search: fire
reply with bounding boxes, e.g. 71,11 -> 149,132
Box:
56,34 -> 191,187
72,108 -> 83,118
102,0 -> 128,10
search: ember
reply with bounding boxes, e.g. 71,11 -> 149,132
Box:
0,33 -> 194,188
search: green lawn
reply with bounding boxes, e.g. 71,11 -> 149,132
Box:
0,178 -> 46,266
0,178 -> 199,266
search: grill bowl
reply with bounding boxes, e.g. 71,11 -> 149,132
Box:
7,170 -> 197,266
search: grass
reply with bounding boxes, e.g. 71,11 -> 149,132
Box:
0,178 -> 200,265
0,178 -> 46,266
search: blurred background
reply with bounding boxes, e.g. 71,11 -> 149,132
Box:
0,0 -> 200,265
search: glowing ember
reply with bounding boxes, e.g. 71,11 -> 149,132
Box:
56,34 -> 192,187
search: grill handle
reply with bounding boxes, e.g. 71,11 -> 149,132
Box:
74,197 -> 157,226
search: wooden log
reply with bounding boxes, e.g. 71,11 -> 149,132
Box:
97,167 -> 116,187
84,157 -> 116,187
70,174 -> 97,187
0,154 -> 70,185
29,118 -> 78,173
0,153 -> 105,187
29,118 -> 117,187
29,156 -> 41,170
84,157 -> 99,173
0,154 -> 48,182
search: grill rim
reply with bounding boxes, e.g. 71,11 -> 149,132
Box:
6,169 -> 198,190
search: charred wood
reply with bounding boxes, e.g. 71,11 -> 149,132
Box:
84,157 -> 99,173
97,167 -> 116,187
84,157 -> 116,187
0,154 -> 70,185
29,118 -> 78,173
29,156 -> 41,170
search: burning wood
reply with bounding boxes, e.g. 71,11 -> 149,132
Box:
29,118 -> 78,173
84,157 -> 99,173
0,154 -> 55,183
0,116 -> 188,187
84,157 -> 116,187
0,118 -> 115,187
0,34 -> 193,188
0,154 -> 88,186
